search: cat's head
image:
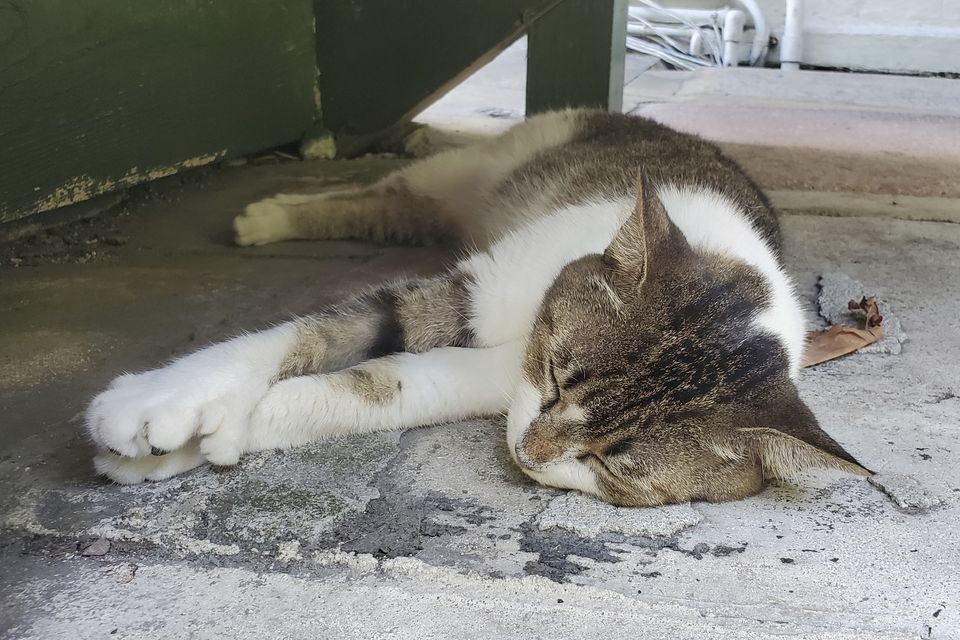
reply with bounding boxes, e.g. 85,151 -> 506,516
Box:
507,175 -> 870,506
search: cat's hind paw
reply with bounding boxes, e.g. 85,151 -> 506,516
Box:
233,196 -> 299,246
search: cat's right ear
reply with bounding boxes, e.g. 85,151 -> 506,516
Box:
735,428 -> 872,480
602,172 -> 690,292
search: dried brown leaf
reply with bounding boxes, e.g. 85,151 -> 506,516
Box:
801,296 -> 885,368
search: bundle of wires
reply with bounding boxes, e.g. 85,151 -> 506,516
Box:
627,1 -> 725,69
626,0 -> 768,70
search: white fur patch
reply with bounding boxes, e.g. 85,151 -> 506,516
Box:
525,461 -> 601,497
657,185 -> 806,376
461,198 -> 631,346
506,380 -> 541,458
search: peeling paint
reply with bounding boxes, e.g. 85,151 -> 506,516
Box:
31,151 -> 227,215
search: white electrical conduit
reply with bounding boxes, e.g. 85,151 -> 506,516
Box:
626,36 -> 716,70
722,10 -> 746,68
628,0 -> 726,66
780,0 -> 804,70
733,0 -> 770,65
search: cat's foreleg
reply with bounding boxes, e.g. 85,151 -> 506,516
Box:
91,342 -> 523,482
86,272 -> 482,482
243,341 -> 524,452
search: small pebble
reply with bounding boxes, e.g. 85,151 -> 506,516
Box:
82,537 -> 111,557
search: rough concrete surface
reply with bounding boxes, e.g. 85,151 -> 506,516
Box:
3,70 -> 960,638
2,153 -> 958,640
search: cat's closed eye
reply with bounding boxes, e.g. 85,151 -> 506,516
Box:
560,367 -> 591,390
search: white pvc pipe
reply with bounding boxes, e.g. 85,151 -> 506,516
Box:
628,24 -> 702,37
734,0 -> 769,65
722,9 -> 746,67
629,7 -> 728,28
780,0 -> 804,70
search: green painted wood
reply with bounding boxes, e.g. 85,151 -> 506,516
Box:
0,0 -> 318,224
314,0 -> 562,151
526,0 -> 627,114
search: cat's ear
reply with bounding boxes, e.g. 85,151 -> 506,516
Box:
715,389 -> 871,480
602,172 -> 690,291
734,387 -> 871,479
736,427 -> 871,480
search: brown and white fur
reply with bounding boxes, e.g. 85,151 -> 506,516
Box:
86,110 -> 869,506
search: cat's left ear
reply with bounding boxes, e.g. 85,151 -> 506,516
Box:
602,172 -> 691,291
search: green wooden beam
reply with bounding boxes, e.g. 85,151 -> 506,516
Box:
0,0 -> 318,224
314,0 -> 562,154
526,0 -> 627,114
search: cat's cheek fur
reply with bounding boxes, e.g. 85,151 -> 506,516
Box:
506,379 -> 540,462
85,324 -> 298,470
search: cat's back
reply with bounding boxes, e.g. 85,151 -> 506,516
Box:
495,110 -> 781,252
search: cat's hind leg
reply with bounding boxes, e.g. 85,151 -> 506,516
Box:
234,109 -> 583,248
234,181 -> 458,247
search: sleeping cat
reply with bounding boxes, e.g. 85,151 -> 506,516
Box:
85,109 -> 869,506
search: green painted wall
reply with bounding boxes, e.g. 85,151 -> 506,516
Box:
0,0 -> 318,224
1,0 -> 627,224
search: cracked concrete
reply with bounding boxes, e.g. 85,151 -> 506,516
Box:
3,71 -> 960,638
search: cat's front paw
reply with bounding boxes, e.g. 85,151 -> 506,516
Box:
87,372 -> 256,467
86,326 -> 296,483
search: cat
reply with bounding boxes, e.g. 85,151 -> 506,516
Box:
85,109 -> 870,507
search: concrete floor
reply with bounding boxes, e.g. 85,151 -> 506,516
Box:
2,61 -> 960,639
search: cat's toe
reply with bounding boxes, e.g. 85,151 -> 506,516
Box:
195,400 -> 245,466
142,405 -> 202,454
198,430 -> 243,467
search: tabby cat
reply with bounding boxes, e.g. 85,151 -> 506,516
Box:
86,109 -> 869,506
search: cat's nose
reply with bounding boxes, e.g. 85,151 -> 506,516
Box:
514,443 -> 541,471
